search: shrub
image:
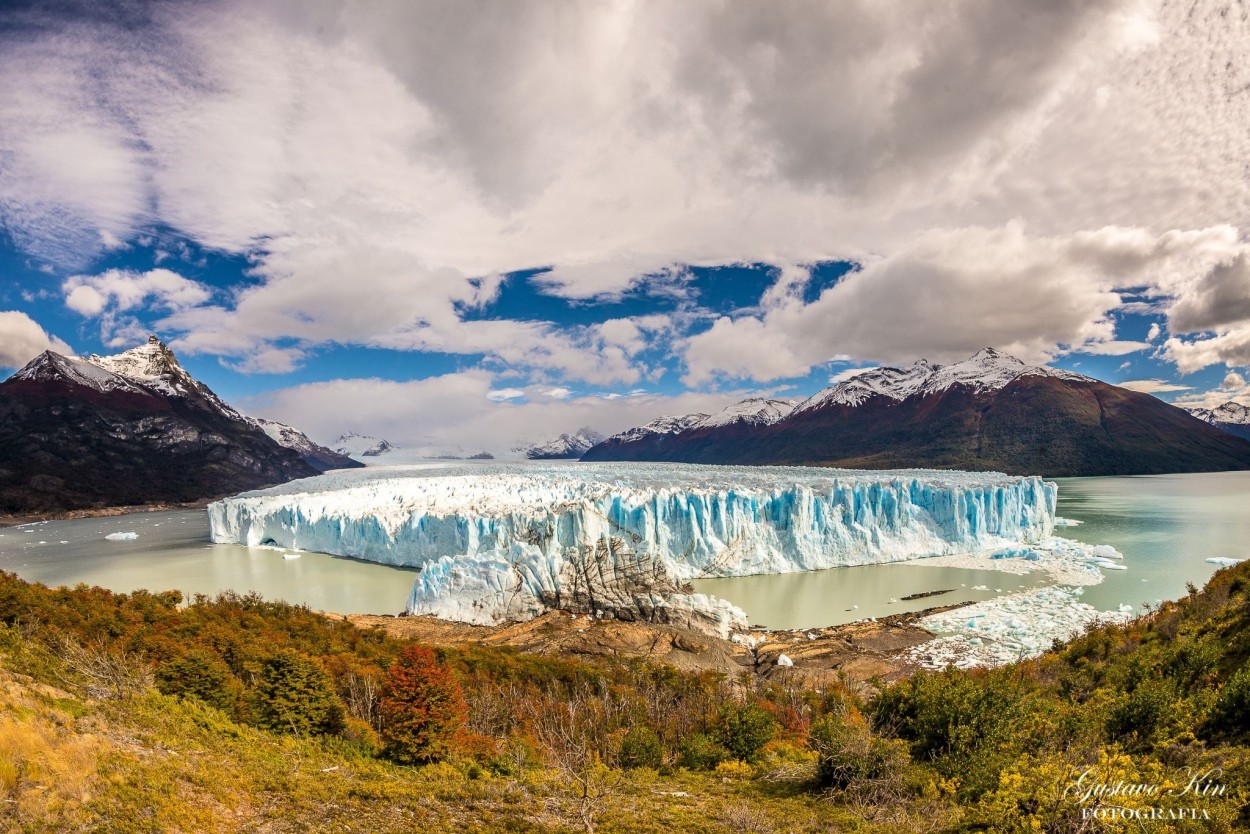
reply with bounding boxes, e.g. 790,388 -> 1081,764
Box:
1207,666 -> 1250,739
809,712 -> 907,791
379,644 -> 468,764
250,649 -> 345,736
715,701 -> 777,764
155,650 -> 240,714
618,725 -> 663,770
676,732 -> 729,770
1105,679 -> 1179,748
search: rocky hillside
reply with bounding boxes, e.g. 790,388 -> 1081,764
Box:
0,337 -> 317,513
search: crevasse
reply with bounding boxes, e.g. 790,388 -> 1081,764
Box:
207,462 -> 1057,634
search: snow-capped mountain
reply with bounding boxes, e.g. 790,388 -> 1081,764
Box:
333,432 -> 396,459
0,338 -> 317,512
601,413 -> 710,446
249,418 -> 364,471
796,348 -> 1090,412
516,427 -> 606,459
700,397 -> 798,428
583,348 -> 1250,476
1185,401 -> 1250,441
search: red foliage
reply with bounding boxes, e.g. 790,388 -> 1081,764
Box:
379,644 -> 469,764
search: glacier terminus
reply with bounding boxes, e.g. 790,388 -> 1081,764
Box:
205,462 -> 1103,643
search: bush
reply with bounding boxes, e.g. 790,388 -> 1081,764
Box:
715,701 -> 777,764
810,712 -> 907,791
379,644 -> 468,764
1105,679 -> 1179,748
155,650 -> 241,714
618,725 -> 663,770
676,732 -> 729,770
250,649 -> 345,736
1207,666 -> 1250,739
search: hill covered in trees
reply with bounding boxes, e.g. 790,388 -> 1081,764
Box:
1,563 -> 1249,832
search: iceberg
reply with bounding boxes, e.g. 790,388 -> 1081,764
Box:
104,531 -> 138,541
209,462 -> 1058,636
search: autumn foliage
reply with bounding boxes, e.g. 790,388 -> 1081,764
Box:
379,644 -> 468,764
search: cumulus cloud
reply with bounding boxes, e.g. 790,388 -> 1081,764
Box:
2,0 -> 1249,392
0,311 -> 72,368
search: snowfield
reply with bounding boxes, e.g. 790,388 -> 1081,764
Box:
209,462 -> 1070,637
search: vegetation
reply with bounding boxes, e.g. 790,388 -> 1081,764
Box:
1,562 -> 1250,831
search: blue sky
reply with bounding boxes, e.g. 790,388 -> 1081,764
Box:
1,1 -> 1248,450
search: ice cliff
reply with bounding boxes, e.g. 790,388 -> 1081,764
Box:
208,462 -> 1058,637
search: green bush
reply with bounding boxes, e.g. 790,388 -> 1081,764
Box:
1207,666 -> 1250,739
250,649 -> 345,737
714,701 -> 776,764
1106,679 -> 1180,747
677,732 -> 729,770
155,650 -> 241,714
618,725 -> 663,770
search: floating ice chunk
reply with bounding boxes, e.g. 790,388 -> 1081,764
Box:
1090,544 -> 1123,560
1205,557 -> 1244,567
282,553 -> 302,560
971,584 -> 989,591
776,654 -> 794,667
1053,517 -> 1083,527
104,532 -> 138,541
991,547 -> 1041,561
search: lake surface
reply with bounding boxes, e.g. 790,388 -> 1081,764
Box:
1,471 -> 1246,626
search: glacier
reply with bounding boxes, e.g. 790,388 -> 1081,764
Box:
208,462 -> 1059,637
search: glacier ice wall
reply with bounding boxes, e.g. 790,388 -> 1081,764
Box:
207,462 -> 1057,635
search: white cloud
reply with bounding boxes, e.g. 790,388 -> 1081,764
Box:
486,388 -> 526,402
0,311 -> 72,368
245,372 -> 740,451
2,0 -> 1249,390
1171,369 -> 1250,410
1146,322 -> 1161,341
1117,379 -> 1192,394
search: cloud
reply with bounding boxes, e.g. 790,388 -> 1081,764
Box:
1116,379 -> 1192,394
244,372 -> 740,451
3,0 -> 1249,390
63,267 -> 214,348
1171,369 -> 1250,410
0,311 -> 72,368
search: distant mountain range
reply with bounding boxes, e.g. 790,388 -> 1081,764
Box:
0,337 -> 347,513
333,432 -> 397,458
582,348 -> 1250,476
1184,401 -> 1250,441
515,428 -> 606,459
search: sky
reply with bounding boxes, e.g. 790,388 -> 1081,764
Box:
2,0 -> 1250,452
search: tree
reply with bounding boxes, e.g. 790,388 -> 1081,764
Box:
715,700 -> 776,763
618,725 -> 662,769
379,644 -> 468,764
251,649 -> 345,736
155,650 -> 241,714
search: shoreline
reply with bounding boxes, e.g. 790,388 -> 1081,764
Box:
0,500 -> 211,528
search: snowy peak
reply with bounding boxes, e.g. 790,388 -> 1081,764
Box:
798,349 -> 1090,412
12,351 -> 149,395
701,397 -> 798,428
1187,401 -> 1250,426
517,427 -> 606,459
334,432 -> 396,459
606,413 -> 710,444
250,418 -> 364,471
84,335 -> 240,419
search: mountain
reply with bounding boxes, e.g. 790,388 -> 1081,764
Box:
0,337 -> 318,513
581,348 -> 1250,476
248,418 -> 364,472
333,432 -> 396,459
516,427 -> 606,460
1184,401 -> 1250,441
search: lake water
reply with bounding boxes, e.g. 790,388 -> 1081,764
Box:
1,471 -> 1246,626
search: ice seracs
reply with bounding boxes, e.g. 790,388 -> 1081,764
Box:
209,462 -> 1061,637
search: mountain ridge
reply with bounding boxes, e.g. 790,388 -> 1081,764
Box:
582,349 -> 1250,476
